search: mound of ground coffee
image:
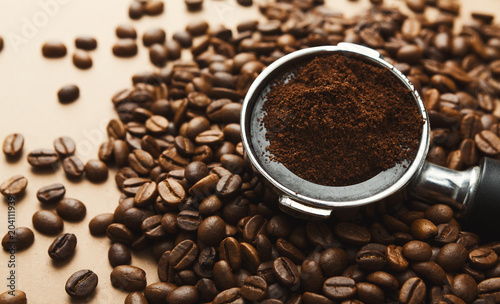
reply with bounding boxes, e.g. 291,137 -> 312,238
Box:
262,53 -> 423,186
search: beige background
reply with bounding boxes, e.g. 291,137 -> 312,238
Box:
0,0 -> 499,303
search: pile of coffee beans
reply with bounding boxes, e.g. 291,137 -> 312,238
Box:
3,0 -> 500,303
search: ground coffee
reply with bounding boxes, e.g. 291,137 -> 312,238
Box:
262,53 -> 423,186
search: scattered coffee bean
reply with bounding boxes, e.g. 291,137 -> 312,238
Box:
53,136 -> 76,157
143,28 -> 166,47
56,198 -> 87,221
36,183 -> 65,204
73,50 -> 92,69
2,133 -> 24,157
42,41 -> 67,58
63,155 -> 85,178
75,36 -> 97,50
89,213 -> 114,236
116,24 -> 137,39
2,227 -> 34,251
113,39 -> 138,57
57,84 -> 80,104
48,233 -> 77,261
85,159 -> 108,182
27,148 -> 59,168
110,265 -> 147,291
0,175 -> 27,197
65,269 -> 98,298
32,210 -> 64,235
0,290 -> 27,304
144,0 -> 164,15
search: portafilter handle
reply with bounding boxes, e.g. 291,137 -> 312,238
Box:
409,157 -> 500,240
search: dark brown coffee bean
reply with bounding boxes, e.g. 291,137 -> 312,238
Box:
386,245 -> 409,272
366,271 -> 399,291
186,20 -> 209,36
461,138 -> 479,167
143,28 -> 166,47
452,274 -> 478,303
27,149 -> 59,168
48,233 -> 77,261
410,218 -> 438,240
72,50 -> 92,69
75,36 -> 97,50
107,223 -> 134,245
304,221 -> 334,248
475,130 -> 500,155
158,178 -> 186,207
85,159 -> 108,182
240,242 -> 261,273
188,173 -> 219,197
42,41 -> 67,58
300,259 -> 324,293
402,240 -> 432,261
184,161 -> 208,184
335,222 -> 371,246
356,244 -> 387,272
125,292 -> 148,304
411,261 -> 446,285
216,174 -> 242,199
88,213 -> 114,236
144,282 -> 176,304
57,84 -> 80,104
2,227 -> 34,251
3,133 -> 24,157
113,39 -> 138,57
134,181 -> 157,207
65,269 -> 98,298
272,257 -> 299,288
116,24 -> 137,39
108,242 -> 132,267
424,204 -> 453,225
185,0 -> 203,11
214,259 -> 236,290
124,207 -> 155,232
195,129 -> 225,146
56,198 -> 86,222
0,290 -> 26,304
0,175 -> 27,197
219,236 -> 242,271
198,215 -> 226,246
320,248 -> 349,277
129,149 -> 155,175
323,276 -> 356,301
356,282 -> 385,304
241,275 -> 267,301
242,214 -> 266,244
478,278 -> 500,302
128,1 -> 143,19
399,277 -> 426,304
142,215 -> 166,239
111,265 -> 147,291
469,248 -> 498,269
53,136 -> 76,157
435,222 -> 460,244
166,285 -> 199,304
146,115 -> 169,134
36,183 -> 65,205
276,238 -> 304,264
169,239 -> 198,270
32,210 -> 63,235
149,44 -> 168,67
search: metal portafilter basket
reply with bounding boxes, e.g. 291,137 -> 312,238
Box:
241,43 -> 500,240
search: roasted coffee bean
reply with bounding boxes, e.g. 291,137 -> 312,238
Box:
107,223 -> 134,245
85,159 -> 108,182
3,133 -> 24,157
242,214 -> 266,244
320,248 -> 349,277
410,218 -> 438,240
276,238 -> 304,264
125,292 -> 148,304
143,28 -> 166,47
386,245 -> 409,272
88,213 -> 114,236
212,287 -> 243,304
113,39 -> 138,57
214,260 -> 236,290
129,149 -> 155,175
335,222 -> 371,246
57,84 -> 79,103
75,36 -> 97,50
273,257 -> 300,288
144,282 -> 176,304
166,285 -> 199,304
185,0 -> 203,11
111,265 -> 147,291
48,233 -> 77,261
301,260 -> 325,293
158,178 -> 186,207
402,240 -> 432,261
0,175 -> 27,197
475,130 -> 500,155
116,24 -> 137,39
411,261 -> 446,285
356,244 -> 387,272
219,236 -> 242,271
216,174 -> 242,199
128,1 -> 143,19
398,277 -> 426,304
241,275 -> 267,301
32,210 -> 64,235
469,248 -> 498,269
2,227 -> 34,251
149,44 -> 168,67
184,161 -> 209,184
53,136 -> 75,157
73,50 -> 93,69
124,207 -> 155,232
108,242 -> 132,267
113,139 -> 129,167
42,41 -> 67,58
323,276 -> 356,301
27,149 -> 59,168
452,274 -> 478,303
142,215 -> 166,239
478,278 -> 500,302
0,290 -> 27,304
123,178 -> 151,196
65,269 -> 98,298
146,115 -> 169,134
56,198 -> 86,221
435,222 -> 460,244
240,242 -> 261,273
188,173 -> 219,196
169,239 -> 198,270
134,181 -> 157,207
198,215 -> 226,246
144,0 -> 164,15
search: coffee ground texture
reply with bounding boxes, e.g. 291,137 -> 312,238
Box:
262,53 -> 423,186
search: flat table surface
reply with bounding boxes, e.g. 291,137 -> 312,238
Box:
1,0 -> 499,303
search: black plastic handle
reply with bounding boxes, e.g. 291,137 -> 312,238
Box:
463,157 -> 500,241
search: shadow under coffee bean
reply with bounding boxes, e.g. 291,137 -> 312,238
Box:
261,53 -> 423,186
